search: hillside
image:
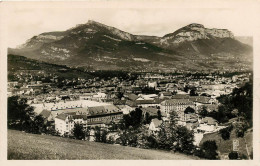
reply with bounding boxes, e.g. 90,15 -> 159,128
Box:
8,130 -> 198,160
199,128 -> 253,159
8,20 -> 253,72
8,54 -> 94,81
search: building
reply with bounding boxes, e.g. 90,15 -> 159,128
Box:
159,92 -> 172,99
197,117 -> 218,132
161,99 -> 195,114
135,99 -> 162,108
148,81 -> 157,88
55,113 -> 88,136
161,99 -> 195,122
149,118 -> 163,133
87,105 -> 123,128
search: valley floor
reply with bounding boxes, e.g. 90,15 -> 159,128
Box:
8,129 -> 198,160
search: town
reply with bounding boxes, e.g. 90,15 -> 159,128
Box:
7,65 -> 253,159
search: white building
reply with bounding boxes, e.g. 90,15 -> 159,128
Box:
161,99 -> 195,121
149,118 -> 162,133
148,81 -> 157,88
54,113 -> 88,136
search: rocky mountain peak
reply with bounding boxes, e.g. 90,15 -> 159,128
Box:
86,20 -> 107,27
161,23 -> 234,46
186,23 -> 205,29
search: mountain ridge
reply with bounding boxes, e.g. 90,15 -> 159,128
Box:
9,20 -> 252,72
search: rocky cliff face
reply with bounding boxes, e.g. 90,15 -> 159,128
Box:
160,23 -> 234,46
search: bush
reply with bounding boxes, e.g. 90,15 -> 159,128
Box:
101,130 -> 108,143
234,120 -> 248,138
118,130 -> 128,146
239,153 -> 248,160
107,135 -> 116,144
146,135 -> 158,149
72,123 -> 85,140
200,140 -> 218,159
194,148 -> 204,158
220,125 -> 233,140
93,127 -> 108,143
229,151 -> 239,160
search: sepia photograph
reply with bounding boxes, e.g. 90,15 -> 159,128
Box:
0,0 -> 259,162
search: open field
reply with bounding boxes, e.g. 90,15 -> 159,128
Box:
8,130 -> 198,160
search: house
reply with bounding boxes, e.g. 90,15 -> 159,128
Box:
125,93 -> 139,101
135,99 -> 162,108
189,96 -> 215,106
93,92 -> 107,101
116,105 -> 134,114
113,99 -> 127,106
54,113 -> 88,136
197,117 -> 218,132
86,105 -> 123,128
141,107 -> 159,117
79,93 -> 96,100
148,81 -> 157,88
131,87 -> 142,94
159,92 -> 172,99
171,94 -> 190,99
39,109 -> 53,123
149,118 -> 162,133
137,94 -> 158,100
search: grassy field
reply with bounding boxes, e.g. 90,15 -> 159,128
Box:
8,130 -> 198,160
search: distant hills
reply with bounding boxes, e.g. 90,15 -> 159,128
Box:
9,20 -> 253,72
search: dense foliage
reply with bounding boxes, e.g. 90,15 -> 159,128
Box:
72,123 -> 85,140
219,125 -> 233,140
216,81 -> 253,125
197,140 -> 218,159
228,151 -> 239,160
8,96 -> 47,134
120,108 -> 143,129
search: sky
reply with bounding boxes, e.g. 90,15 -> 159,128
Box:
4,2 -> 258,48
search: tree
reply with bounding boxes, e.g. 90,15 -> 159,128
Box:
72,123 -> 85,140
174,126 -> 195,154
157,124 -> 174,150
184,86 -> 189,93
234,117 -> 249,137
200,140 -> 218,159
215,81 -> 253,127
184,107 -> 195,114
220,125 -> 233,140
100,129 -> 108,143
144,112 -> 152,124
94,126 -> 102,142
199,106 -> 208,117
85,126 -> 91,141
118,130 -> 128,146
115,92 -> 124,99
169,110 -> 179,126
229,151 -> 239,160
30,115 -> 46,134
157,110 -> 162,120
121,108 -> 143,129
190,89 -> 198,96
8,96 -> 35,131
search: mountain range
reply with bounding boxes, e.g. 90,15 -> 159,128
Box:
8,20 -> 253,72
